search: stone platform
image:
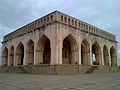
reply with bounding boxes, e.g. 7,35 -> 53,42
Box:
0,65 -> 119,75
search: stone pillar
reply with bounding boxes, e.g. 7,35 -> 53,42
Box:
101,47 -> 104,66
8,51 -> 10,66
78,42 -> 81,65
116,47 -> 119,66
50,39 -> 58,65
58,38 -> 62,64
89,41 -> 93,65
23,45 -> 27,66
96,53 -> 102,65
13,50 -> 16,66
35,50 -> 44,65
15,53 -> 18,66
74,48 -> 79,64
108,48 -> 111,66
84,51 -> 91,65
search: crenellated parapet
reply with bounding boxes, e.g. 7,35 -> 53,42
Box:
3,11 -> 116,42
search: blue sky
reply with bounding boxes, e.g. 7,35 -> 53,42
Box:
0,0 -> 120,64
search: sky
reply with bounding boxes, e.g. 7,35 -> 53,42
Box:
0,0 -> 120,64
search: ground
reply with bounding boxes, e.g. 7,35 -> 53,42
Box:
0,72 -> 120,90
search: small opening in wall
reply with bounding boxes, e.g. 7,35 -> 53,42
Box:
84,24 -> 85,29
72,19 -> 74,25
51,15 -> 53,20
61,15 -> 63,21
79,22 -> 80,27
75,21 -> 77,26
68,18 -> 70,24
65,17 -> 67,23
44,18 -> 46,22
86,25 -> 88,30
89,26 -> 91,31
81,23 -> 83,29
47,17 -> 49,22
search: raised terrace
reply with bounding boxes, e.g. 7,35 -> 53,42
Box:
3,11 -> 116,42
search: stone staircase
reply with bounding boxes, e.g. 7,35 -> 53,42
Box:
0,66 -> 29,73
86,66 -> 98,74
18,66 -> 29,73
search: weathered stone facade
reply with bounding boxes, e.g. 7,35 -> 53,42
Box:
0,11 -> 119,74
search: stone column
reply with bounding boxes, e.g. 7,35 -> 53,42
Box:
35,50 -> 44,65
116,47 -> 119,66
58,38 -> 62,64
23,45 -> 27,66
108,48 -> 111,66
101,47 -> 104,66
78,42 -> 81,65
15,53 -> 18,66
13,50 -> 16,66
74,48 -> 79,64
8,51 -> 10,66
89,41 -> 93,65
50,39 -> 59,65
96,53 -> 102,65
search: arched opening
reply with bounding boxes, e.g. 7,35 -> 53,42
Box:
36,35 -> 51,64
92,42 -> 101,65
103,45 -> 109,65
110,46 -> 117,66
26,40 -> 34,65
2,47 -> 8,66
9,46 -> 14,66
81,39 -> 90,65
16,42 -> 24,65
62,34 -> 78,64
62,38 -> 71,64
43,39 -> 50,64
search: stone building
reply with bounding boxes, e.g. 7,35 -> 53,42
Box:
0,11 -> 119,74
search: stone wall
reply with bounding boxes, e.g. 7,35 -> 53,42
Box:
0,65 -> 119,75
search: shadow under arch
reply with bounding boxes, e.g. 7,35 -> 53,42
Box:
110,46 -> 117,66
62,34 -> 78,64
36,34 -> 51,64
16,42 -> 24,66
92,41 -> 101,65
2,47 -> 8,66
81,39 -> 90,65
26,39 -> 34,65
103,45 -> 109,65
9,45 -> 14,66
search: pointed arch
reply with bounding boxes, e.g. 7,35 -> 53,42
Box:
36,34 -> 51,64
26,39 -> 34,65
92,41 -> 101,65
2,47 -> 8,66
62,34 -> 78,64
81,39 -> 90,65
110,46 -> 117,66
103,45 -> 109,65
9,45 -> 14,66
16,42 -> 24,65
